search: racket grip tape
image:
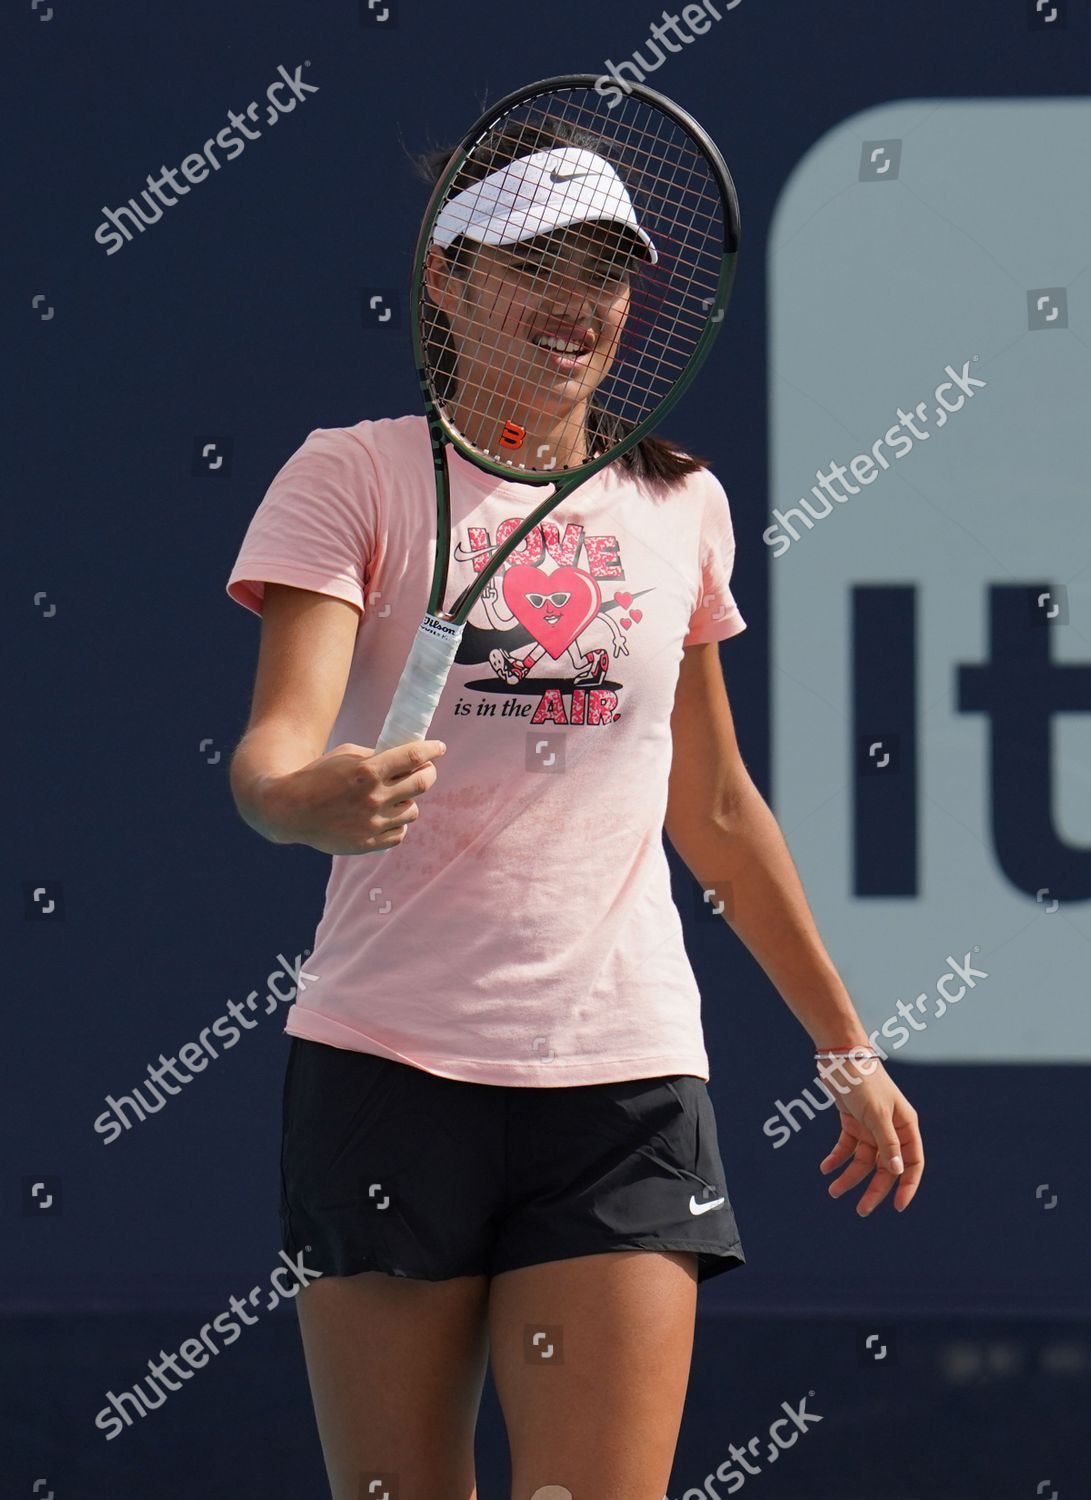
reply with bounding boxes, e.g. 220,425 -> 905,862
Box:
374,613 -> 464,756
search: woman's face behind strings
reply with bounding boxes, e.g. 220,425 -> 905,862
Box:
425,220 -> 637,468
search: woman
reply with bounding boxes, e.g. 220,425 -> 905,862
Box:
226,116 -> 924,1500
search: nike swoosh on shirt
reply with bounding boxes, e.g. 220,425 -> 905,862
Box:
549,170 -> 597,183
689,1194 -> 726,1215
453,540 -> 503,562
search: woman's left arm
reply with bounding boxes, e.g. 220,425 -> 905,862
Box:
665,641 -> 924,1216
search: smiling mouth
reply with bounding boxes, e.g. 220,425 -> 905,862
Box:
530,328 -> 596,368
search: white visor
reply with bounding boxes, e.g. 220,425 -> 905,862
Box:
431,145 -> 658,266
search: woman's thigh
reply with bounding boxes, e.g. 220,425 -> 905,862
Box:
295,1268 -> 491,1500
486,1248 -> 699,1500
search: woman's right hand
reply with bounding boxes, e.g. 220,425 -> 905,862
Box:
259,738 -> 447,854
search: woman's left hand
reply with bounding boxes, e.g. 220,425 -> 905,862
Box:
818,1061 -> 924,1216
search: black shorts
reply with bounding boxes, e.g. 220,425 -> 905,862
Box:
279,1037 -> 746,1285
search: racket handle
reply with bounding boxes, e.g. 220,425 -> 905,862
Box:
374,613 -> 464,756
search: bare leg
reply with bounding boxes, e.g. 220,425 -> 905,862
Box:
295,1269 -> 491,1500
487,1250 -> 699,1500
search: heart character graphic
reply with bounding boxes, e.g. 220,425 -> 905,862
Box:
503,564 -> 601,659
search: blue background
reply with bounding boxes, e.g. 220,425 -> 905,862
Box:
8,0 -> 1090,1494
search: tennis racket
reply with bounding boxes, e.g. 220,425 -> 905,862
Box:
373,72 -> 740,773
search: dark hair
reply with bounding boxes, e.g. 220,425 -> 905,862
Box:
410,114 -> 709,490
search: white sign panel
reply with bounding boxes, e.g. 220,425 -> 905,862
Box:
769,99 -> 1091,1063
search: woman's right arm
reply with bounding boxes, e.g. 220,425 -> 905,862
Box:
230,582 -> 446,853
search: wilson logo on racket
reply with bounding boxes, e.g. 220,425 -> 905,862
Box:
499,420 -> 526,450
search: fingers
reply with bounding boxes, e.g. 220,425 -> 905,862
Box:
819,1135 -> 855,1174
892,1115 -> 924,1213
378,738 -> 446,782
825,1144 -> 879,1211
853,1125 -> 906,1217
853,1155 -> 895,1217
823,1112 -> 925,1217
892,1142 -> 924,1213
333,737 -> 446,849
877,1126 -> 904,1177
374,739 -> 447,810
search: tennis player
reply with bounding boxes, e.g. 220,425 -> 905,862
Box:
225,117 -> 924,1500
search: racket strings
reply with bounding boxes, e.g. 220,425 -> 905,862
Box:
427,100 -> 723,385
448,98 -> 724,228
421,86 -> 726,471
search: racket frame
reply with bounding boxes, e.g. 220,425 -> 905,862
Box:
408,72 -> 740,624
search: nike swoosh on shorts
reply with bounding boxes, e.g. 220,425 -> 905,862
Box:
689,1194 -> 726,1215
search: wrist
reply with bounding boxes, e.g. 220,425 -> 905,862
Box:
808,1027 -> 874,1052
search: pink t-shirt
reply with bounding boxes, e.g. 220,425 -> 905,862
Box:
226,414 -> 746,1086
